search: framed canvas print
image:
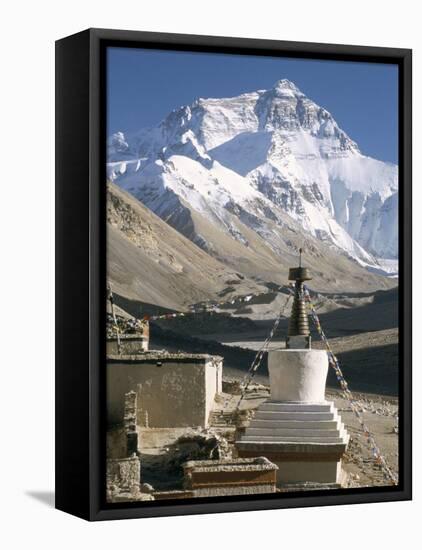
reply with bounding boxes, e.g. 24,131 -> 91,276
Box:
55,28 -> 412,521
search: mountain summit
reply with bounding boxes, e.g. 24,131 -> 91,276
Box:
108,80 -> 398,281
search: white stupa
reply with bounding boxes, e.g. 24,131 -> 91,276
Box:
236,257 -> 349,486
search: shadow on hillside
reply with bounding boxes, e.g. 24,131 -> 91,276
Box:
326,343 -> 398,396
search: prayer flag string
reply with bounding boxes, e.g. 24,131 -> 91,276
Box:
303,284 -> 398,485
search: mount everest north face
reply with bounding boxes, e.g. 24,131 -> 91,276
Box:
107,79 -> 398,280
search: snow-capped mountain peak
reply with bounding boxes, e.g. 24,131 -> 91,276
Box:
272,78 -> 304,95
107,79 -> 398,278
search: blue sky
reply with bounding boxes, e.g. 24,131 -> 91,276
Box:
107,47 -> 398,164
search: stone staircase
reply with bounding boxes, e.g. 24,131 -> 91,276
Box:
238,401 -> 349,446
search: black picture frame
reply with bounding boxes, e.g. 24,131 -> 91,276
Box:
55,28 -> 412,521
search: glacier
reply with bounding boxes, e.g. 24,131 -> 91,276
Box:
107,79 -> 398,277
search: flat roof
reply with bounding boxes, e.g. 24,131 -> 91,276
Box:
107,334 -> 148,340
107,352 -> 223,364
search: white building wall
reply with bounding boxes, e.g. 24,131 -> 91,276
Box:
204,359 -> 223,425
107,357 -> 222,429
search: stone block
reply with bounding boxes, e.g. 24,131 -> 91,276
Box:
106,455 -> 141,502
183,457 -> 278,497
107,333 -> 149,355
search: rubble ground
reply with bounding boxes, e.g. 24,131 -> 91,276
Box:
326,389 -> 398,487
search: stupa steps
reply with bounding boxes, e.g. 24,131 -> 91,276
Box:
253,411 -> 336,421
240,435 -> 345,443
250,419 -> 340,429
245,427 -> 343,437
241,398 -> 349,445
259,402 -> 333,413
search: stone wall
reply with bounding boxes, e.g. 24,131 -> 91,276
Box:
107,354 -> 222,428
106,456 -> 141,502
106,427 -> 127,459
107,333 -> 149,355
183,457 -> 278,497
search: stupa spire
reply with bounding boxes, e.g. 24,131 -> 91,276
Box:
286,248 -> 312,349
